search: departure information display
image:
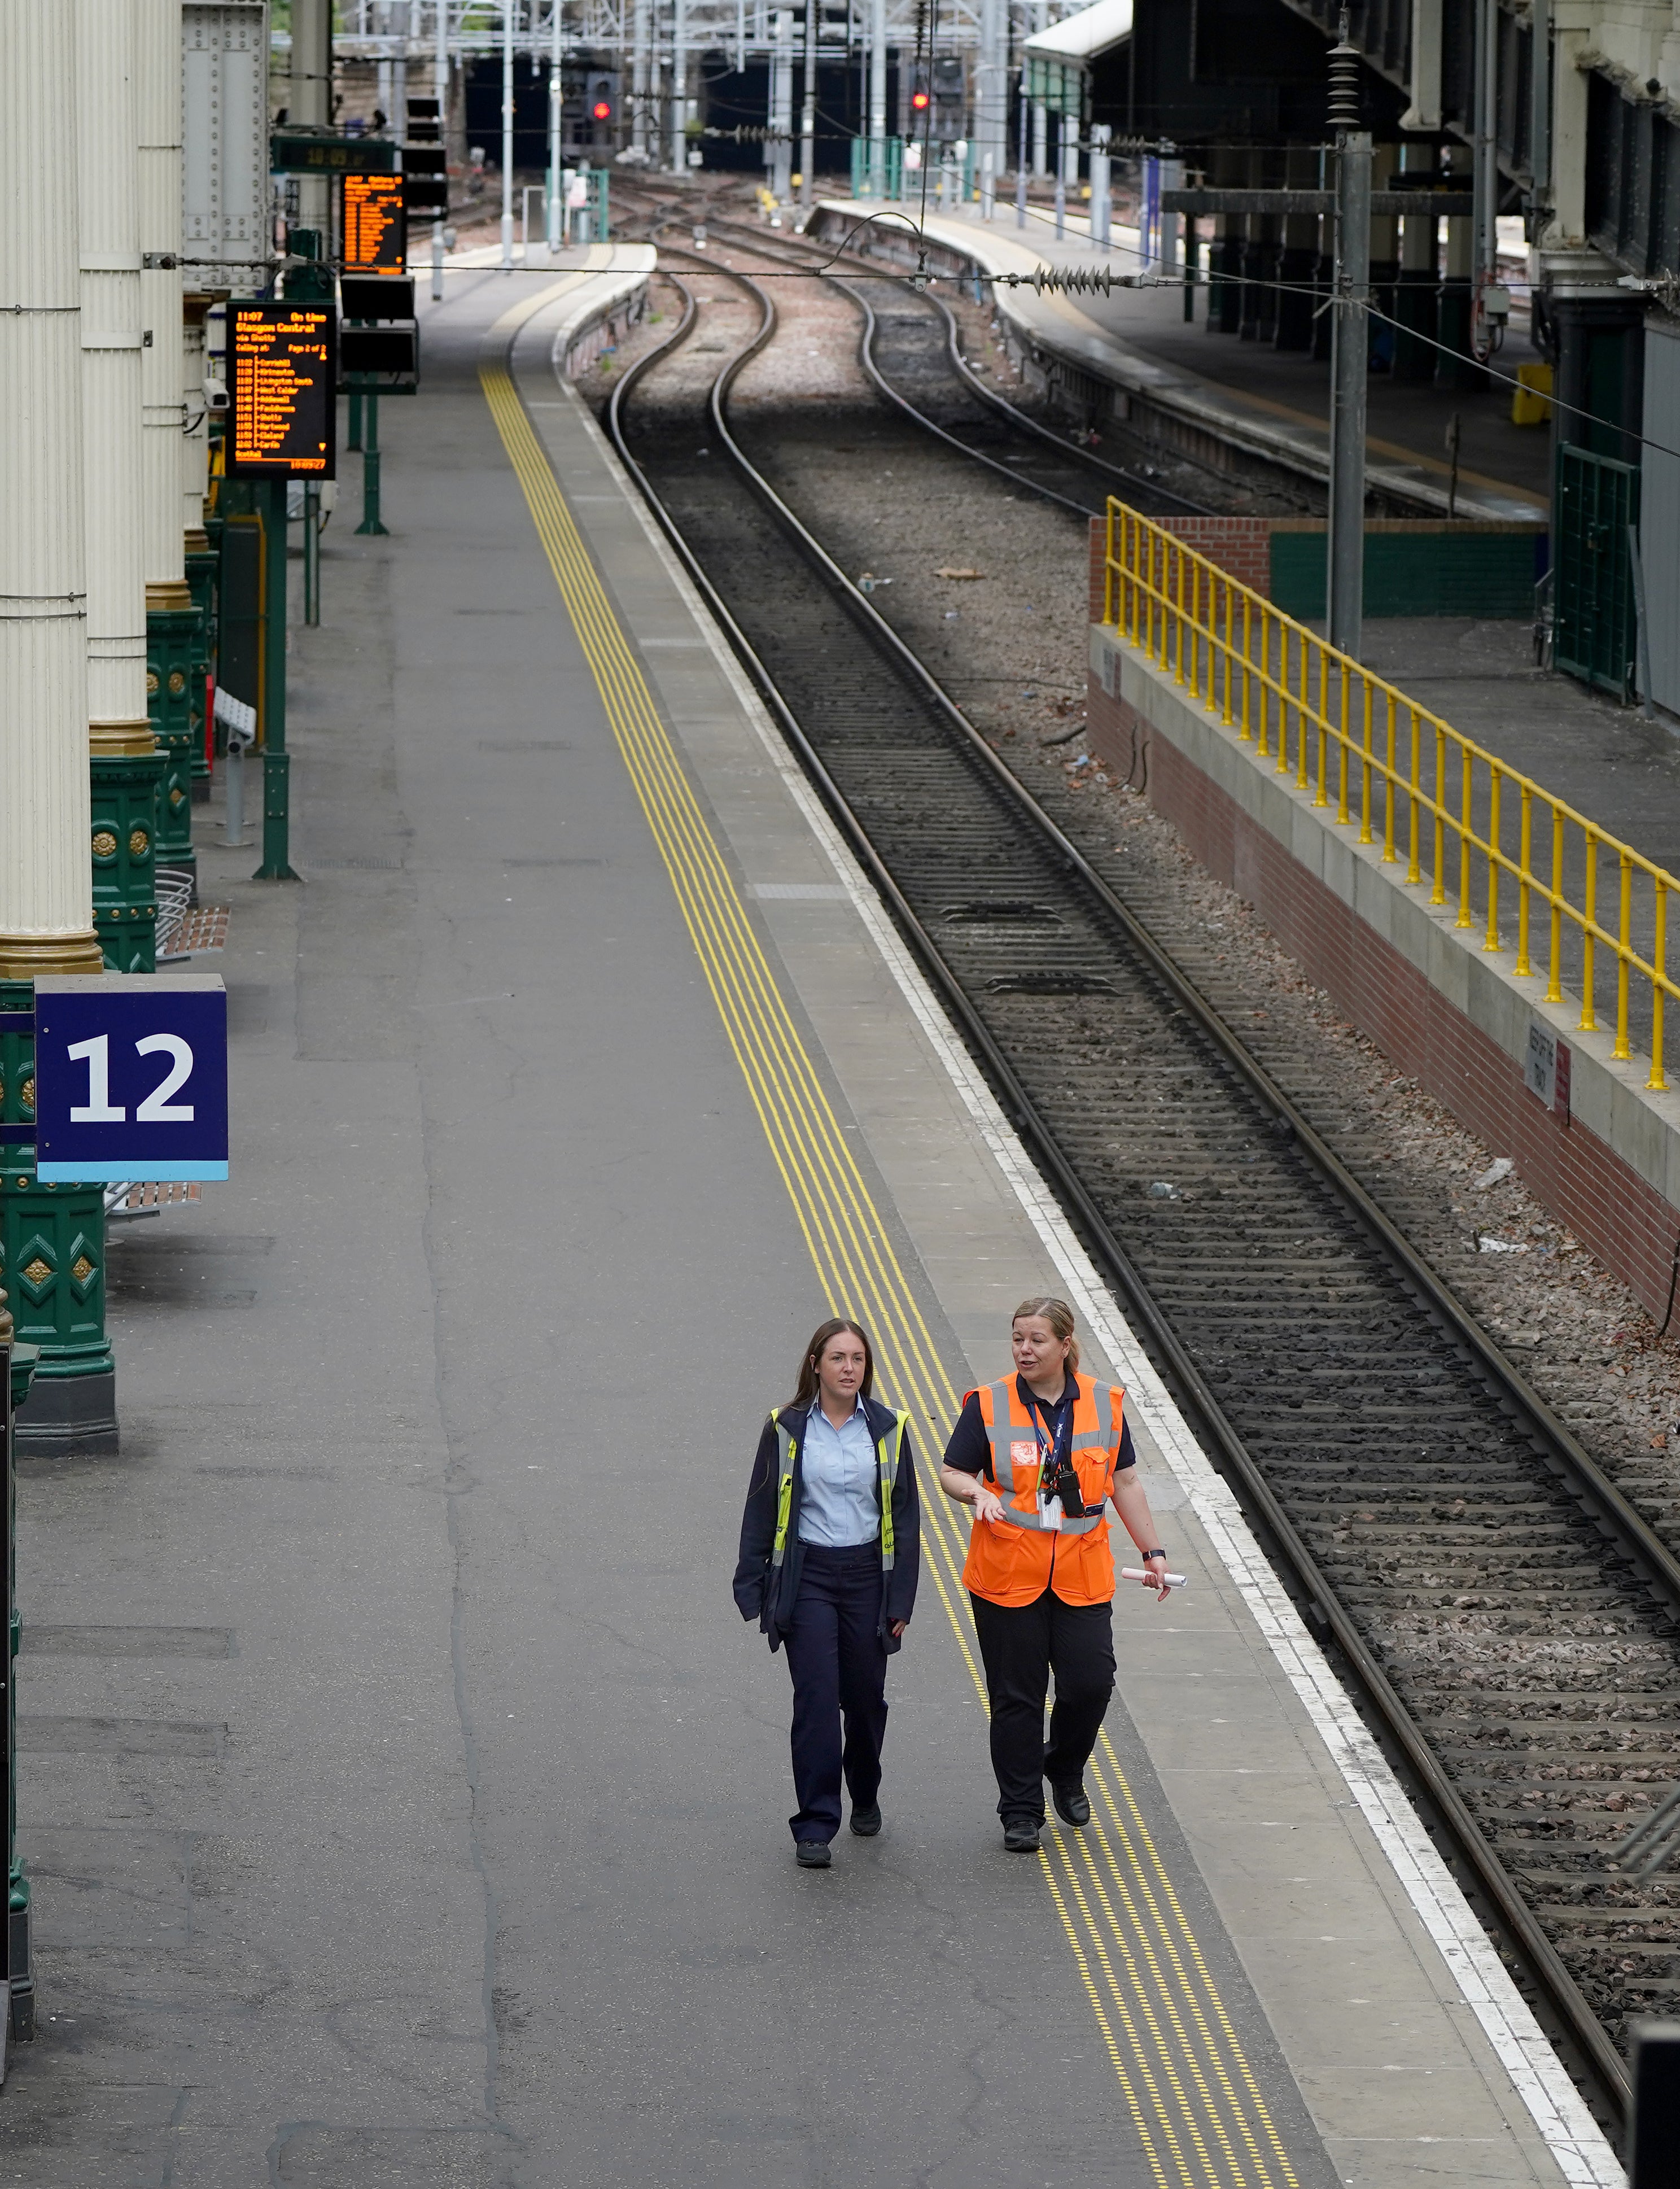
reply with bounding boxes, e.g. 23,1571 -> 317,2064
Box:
228,302 -> 337,477
342,173 -> 407,274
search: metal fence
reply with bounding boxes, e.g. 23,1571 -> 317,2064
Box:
1102,498 -> 1680,1089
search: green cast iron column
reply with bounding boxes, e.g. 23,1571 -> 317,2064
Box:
1,1290 -> 33,2042
255,476 -> 296,881
146,588 -> 203,894
185,535 -> 217,804
0,984 -> 117,1458
89,728 -> 165,973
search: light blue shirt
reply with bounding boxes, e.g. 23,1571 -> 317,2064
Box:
797,1396 -> 880,1548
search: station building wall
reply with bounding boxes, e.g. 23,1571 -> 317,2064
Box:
1084,523 -> 1680,1323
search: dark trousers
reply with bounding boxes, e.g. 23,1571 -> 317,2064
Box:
783,1544 -> 889,1844
970,1589 -> 1115,1824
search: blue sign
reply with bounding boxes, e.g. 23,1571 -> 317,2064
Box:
33,976 -> 228,1183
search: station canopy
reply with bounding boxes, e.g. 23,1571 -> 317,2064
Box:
1021,0 -> 1132,116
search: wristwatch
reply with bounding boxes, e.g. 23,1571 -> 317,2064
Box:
1143,1547 -> 1168,1561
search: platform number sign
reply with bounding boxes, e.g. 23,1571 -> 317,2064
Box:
33,977 -> 228,1183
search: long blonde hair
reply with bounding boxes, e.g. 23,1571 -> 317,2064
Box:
1012,1296 -> 1080,1372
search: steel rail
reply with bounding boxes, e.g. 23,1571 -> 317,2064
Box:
693,210 -> 1214,513
659,208 -> 1214,518
598,242 -> 1642,2122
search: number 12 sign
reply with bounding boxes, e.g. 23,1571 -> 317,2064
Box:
33,976 -> 229,1183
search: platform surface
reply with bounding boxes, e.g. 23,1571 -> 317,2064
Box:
0,261 -> 1617,2187
821,195 -> 1548,524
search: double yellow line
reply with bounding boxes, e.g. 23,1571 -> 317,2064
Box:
482,351 -> 1300,2189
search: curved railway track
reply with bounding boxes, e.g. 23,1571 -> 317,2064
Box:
613,183 -> 1214,519
590,222 -> 1680,2130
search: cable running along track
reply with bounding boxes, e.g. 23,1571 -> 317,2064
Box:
606,229 -> 1680,2129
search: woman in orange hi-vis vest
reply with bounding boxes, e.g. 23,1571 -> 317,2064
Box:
938,1297 -> 1172,1853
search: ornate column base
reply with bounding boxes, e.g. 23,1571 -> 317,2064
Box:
0,934 -> 103,980
90,722 -> 164,974
0,983 -> 117,1458
146,582 -> 202,897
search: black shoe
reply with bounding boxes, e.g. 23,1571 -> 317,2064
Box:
1049,1779 -> 1091,1828
849,1804 -> 882,1837
795,1841 -> 832,1868
1003,1819 -> 1042,1853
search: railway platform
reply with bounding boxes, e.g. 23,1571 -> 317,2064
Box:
0,265 -> 1617,2186
814,195 -> 1547,527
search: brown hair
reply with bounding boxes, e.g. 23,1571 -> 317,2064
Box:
789,1318 -> 876,1410
1012,1296 -> 1080,1373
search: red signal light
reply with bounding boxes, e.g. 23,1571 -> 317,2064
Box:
592,97 -> 613,119
911,88 -> 930,110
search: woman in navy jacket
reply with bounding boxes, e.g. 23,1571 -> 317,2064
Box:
734,1318 -> 920,1868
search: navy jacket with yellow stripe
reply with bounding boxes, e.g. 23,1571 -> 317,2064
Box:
733,1395 -> 921,1653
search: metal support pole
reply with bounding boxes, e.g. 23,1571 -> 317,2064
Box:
1016,80 -> 1028,226
798,0 -> 816,204
674,0 -> 690,175
869,0 -> 886,194
434,0 -> 450,292
769,11 -> 793,203
356,387 -> 388,536
501,0 -> 515,269
304,483 -> 321,624
1089,124 -> 1110,247
632,0 -> 651,159
1327,128 -> 1371,658
255,476 -> 296,880
548,2 -> 563,248
1471,0 -> 1497,348
1529,0 -> 1551,210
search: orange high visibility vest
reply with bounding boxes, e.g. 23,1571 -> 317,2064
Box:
961,1374 -> 1125,1609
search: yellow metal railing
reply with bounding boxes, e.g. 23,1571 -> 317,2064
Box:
1103,500 -> 1680,1090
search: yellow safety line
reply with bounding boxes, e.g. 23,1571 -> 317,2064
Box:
480,350 -> 1296,2187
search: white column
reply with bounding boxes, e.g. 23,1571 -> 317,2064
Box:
182,296 -> 210,551
976,0 -> 1005,192
632,0 -> 651,158
769,9 -> 793,200
501,0 -> 515,266
868,0 -> 886,183
138,0 -> 189,611
1030,0 -> 1047,177
0,0 -> 100,975
675,0 -> 690,174
77,0 -> 154,754
291,0 -> 333,232
392,0 -> 411,141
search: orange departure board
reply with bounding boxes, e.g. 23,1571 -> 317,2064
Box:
342,173 -> 408,274
227,302 -> 337,477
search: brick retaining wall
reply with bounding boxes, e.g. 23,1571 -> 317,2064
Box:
1083,526 -> 1680,1319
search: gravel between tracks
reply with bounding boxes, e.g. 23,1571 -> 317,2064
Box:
592,196 -> 1680,1558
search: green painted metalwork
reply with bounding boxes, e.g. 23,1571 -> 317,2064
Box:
0,984 -> 116,1454
849,136 -> 904,200
90,747 -> 165,973
355,385 -> 388,536
146,603 -> 202,886
1555,442 -> 1640,698
254,478 -> 297,881
185,545 -> 218,799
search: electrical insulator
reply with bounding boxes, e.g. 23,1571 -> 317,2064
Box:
1327,9 -> 1360,131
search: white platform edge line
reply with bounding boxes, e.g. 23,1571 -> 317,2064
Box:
544,365 -> 1621,2188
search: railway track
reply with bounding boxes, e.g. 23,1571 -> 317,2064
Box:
613,182 -> 1222,519
596,221 -> 1680,2129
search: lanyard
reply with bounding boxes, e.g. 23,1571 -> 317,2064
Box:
1021,1387 -> 1068,1492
